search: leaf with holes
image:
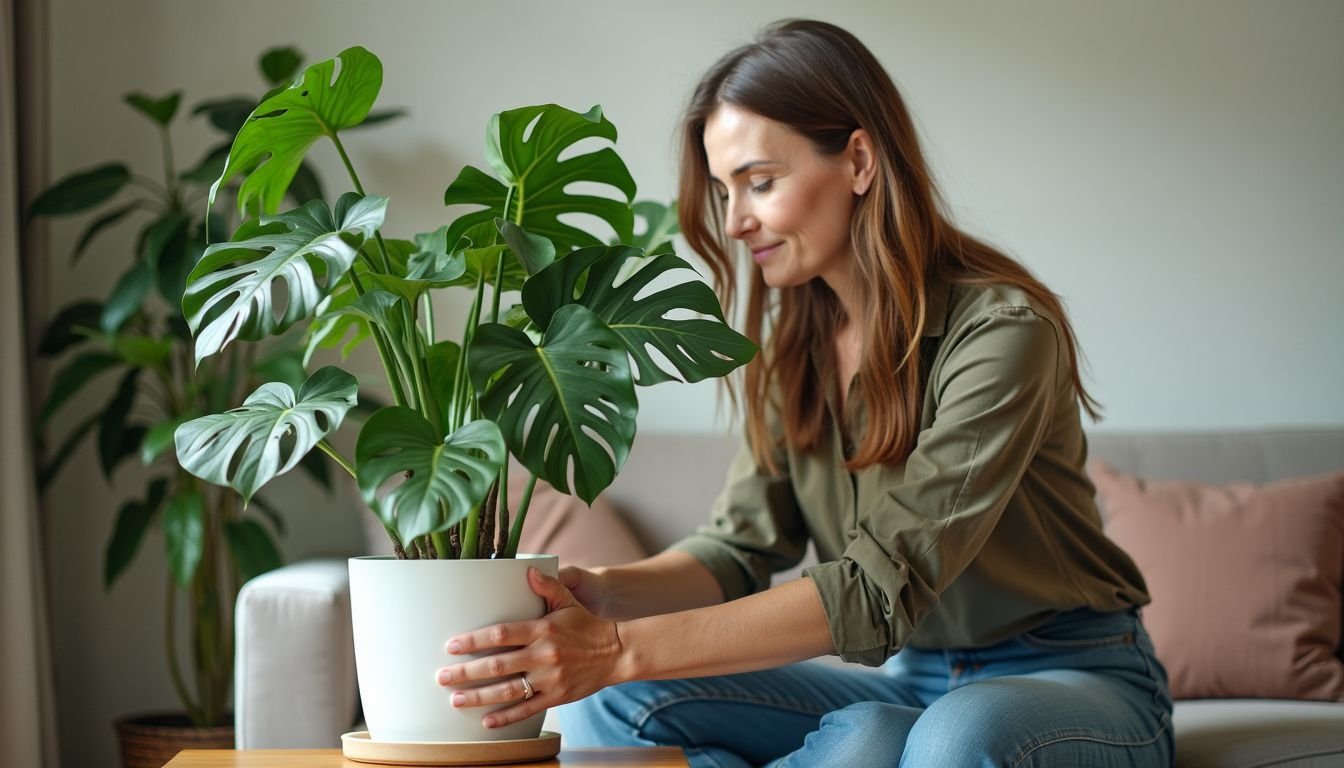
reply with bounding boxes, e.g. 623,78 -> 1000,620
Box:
182,192 -> 386,366
468,304 -> 636,504
173,366 -> 357,505
210,46 -> 382,217
355,411 -> 505,544
522,246 -> 757,386
443,104 -> 636,256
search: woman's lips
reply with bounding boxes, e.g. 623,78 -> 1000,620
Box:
752,243 -> 782,264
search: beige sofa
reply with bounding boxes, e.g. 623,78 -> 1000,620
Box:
234,429 -> 1344,767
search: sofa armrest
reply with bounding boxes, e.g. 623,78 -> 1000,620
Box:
234,558 -> 357,748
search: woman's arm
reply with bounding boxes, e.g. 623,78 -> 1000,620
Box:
578,550 -> 727,620
436,569 -> 834,729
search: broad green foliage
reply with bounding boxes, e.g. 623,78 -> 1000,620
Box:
469,304 -> 637,505
211,46 -> 383,218
174,367 -> 358,504
444,104 -> 637,253
183,193 -> 387,366
356,412 -> 506,543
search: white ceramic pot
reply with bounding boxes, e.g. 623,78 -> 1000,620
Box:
348,554 -> 559,743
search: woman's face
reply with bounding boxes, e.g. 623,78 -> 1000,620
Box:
702,104 -> 873,294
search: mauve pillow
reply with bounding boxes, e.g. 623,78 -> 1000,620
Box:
1090,462 -> 1344,701
360,462 -> 647,569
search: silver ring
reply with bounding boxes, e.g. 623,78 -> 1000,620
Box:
520,675 -> 535,700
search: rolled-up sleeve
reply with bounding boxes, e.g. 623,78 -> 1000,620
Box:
803,307 -> 1062,666
668,433 -> 809,602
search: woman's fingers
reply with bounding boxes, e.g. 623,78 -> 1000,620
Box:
445,619 -> 538,655
436,648 -> 529,685
449,674 -> 534,709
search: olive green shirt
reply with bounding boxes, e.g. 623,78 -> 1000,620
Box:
670,278 -> 1149,667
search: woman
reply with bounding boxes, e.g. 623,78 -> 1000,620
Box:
436,19 -> 1174,767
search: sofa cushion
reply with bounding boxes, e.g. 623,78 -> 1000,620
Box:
1092,463 -> 1344,701
1172,699 -> 1344,768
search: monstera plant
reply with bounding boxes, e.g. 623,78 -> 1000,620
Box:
173,45 -> 752,560
31,47 -> 400,764
169,46 -> 752,748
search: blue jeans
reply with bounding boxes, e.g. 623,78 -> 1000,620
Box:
558,607 -> 1173,767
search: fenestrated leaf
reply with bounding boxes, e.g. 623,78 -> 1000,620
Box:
211,46 -> 383,218
443,104 -> 636,256
523,246 -> 757,386
468,304 -> 636,504
193,99 -> 254,135
225,519 -> 283,581
174,366 -> 357,504
355,410 -> 505,544
163,490 -> 204,588
125,91 -> 181,126
98,369 -> 141,479
104,478 -> 168,589
631,200 -> 679,256
72,203 -> 140,264
100,261 -> 152,335
29,164 -> 129,218
39,351 -> 122,425
38,301 -> 102,357
183,193 -> 387,366
259,46 -> 303,86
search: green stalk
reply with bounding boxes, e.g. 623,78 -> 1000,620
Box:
317,440 -> 356,478
423,294 -> 436,344
460,502 -> 481,560
347,261 -> 409,409
504,474 -> 538,558
450,270 -> 486,431
165,575 -> 202,723
430,531 -> 451,561
159,125 -> 178,207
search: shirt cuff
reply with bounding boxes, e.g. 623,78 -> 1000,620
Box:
667,535 -> 758,602
803,532 -> 922,667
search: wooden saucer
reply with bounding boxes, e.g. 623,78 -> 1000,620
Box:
341,730 -> 562,765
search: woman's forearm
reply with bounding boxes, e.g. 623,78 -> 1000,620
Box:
613,577 -> 835,683
595,550 -> 727,620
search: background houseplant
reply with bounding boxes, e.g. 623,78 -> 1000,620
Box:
31,46 -> 398,765
168,45 -> 755,745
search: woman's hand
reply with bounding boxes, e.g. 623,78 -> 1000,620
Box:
436,567 -> 629,729
558,565 -> 612,617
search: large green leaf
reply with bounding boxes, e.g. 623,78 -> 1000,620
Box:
97,369 -> 141,479
468,304 -> 636,504
355,410 -> 505,544
163,490 -> 204,588
183,193 -> 387,366
194,99 -> 254,135
100,261 -> 152,335
522,246 -> 756,386
142,413 -> 196,466
104,478 -> 168,589
225,519 -> 283,581
29,164 -> 129,218
259,46 -> 303,86
174,366 -> 357,504
210,46 -> 383,217
443,104 -> 636,256
425,340 -> 460,432
631,200 -> 679,256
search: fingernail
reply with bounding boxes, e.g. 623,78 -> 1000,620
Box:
448,640 -> 462,654
483,716 -> 496,728
436,670 -> 451,685
452,692 -> 465,706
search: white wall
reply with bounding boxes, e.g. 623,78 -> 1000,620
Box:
42,1 -> 1343,766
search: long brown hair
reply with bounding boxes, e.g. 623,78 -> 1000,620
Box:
679,19 -> 1101,474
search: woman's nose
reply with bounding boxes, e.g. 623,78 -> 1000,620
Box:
724,201 -> 757,240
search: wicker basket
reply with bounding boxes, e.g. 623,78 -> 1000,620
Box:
113,712 -> 234,768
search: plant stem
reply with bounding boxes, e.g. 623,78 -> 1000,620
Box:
505,474 -> 539,558
346,269 -> 409,409
165,575 -> 202,722
430,531 -> 450,561
495,462 -> 510,557
423,294 -> 436,345
317,440 -> 356,478
159,126 -> 179,207
450,270 -> 486,431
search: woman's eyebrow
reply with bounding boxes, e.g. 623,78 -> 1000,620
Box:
709,159 -> 776,184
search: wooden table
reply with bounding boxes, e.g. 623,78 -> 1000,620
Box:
162,748 -> 688,767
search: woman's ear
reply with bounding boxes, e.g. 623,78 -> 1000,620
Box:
848,129 -> 877,196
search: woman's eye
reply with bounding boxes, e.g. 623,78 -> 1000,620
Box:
751,179 -> 774,193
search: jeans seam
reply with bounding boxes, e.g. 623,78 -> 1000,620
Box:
633,691 -> 831,731
1008,716 -> 1172,768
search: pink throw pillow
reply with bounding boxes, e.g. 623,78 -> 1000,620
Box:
1090,462 -> 1344,701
